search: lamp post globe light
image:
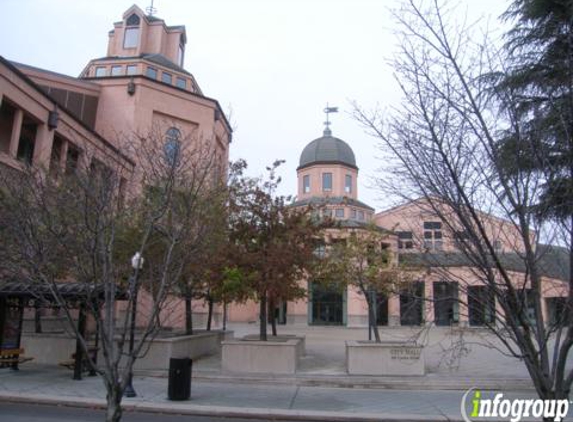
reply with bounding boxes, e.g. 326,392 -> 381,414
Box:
124,252 -> 144,398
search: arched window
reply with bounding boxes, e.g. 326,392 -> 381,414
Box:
124,14 -> 140,49
164,127 -> 181,166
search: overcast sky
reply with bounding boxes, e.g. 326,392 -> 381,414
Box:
0,0 -> 509,211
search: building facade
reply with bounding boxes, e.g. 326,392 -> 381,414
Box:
0,4 -> 231,180
226,123 -> 569,328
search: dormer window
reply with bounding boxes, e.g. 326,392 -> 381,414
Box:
124,14 -> 140,49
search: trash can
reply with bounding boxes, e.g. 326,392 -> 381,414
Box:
168,357 -> 192,400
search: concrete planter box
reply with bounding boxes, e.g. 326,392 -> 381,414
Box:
132,330 -> 234,371
21,333 -> 77,364
21,330 -> 233,370
222,335 -> 305,374
346,341 -> 425,376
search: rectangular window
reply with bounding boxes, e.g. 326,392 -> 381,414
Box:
323,208 -> 332,218
95,67 -> 107,77
303,175 -> 310,193
162,72 -> 172,84
124,27 -> 139,48
358,210 -> 365,221
322,172 -> 332,192
176,77 -> 186,89
111,65 -> 123,76
397,231 -> 414,249
126,65 -> 137,75
423,221 -> 443,250
335,208 -> 344,218
350,209 -> 357,219
17,121 -> 37,165
345,174 -> 352,194
146,67 -> 157,79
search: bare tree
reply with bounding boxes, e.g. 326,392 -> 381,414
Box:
0,127 -> 223,422
355,0 -> 572,405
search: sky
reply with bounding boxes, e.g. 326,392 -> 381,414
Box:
0,0 -> 509,211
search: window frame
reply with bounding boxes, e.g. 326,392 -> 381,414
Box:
126,65 -> 137,75
146,67 -> 158,79
123,27 -> 139,49
345,174 -> 352,194
303,174 -> 310,193
95,67 -> 107,77
322,172 -> 333,192
161,72 -> 173,85
111,65 -> 123,76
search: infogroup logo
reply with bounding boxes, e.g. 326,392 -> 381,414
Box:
461,388 -> 569,422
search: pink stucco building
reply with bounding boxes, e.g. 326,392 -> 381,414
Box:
225,122 -> 569,328
0,4 -> 231,180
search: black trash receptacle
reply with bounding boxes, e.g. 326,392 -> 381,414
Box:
168,357 -> 192,400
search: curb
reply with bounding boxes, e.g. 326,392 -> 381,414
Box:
131,370 -> 536,392
0,392 -> 463,422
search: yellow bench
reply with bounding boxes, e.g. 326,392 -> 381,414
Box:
0,348 -> 34,369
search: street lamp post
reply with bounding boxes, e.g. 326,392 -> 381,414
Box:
124,252 -> 143,398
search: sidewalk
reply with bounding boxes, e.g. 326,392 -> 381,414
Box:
0,364 -> 538,421
0,325 -> 556,421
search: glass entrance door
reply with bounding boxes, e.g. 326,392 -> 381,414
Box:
433,281 -> 459,326
310,282 -> 344,325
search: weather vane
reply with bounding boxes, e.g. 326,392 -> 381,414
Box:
323,103 -> 338,135
146,0 -> 157,16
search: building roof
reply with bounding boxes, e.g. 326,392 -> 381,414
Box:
400,245 -> 570,282
0,281 -> 127,301
1,56 -> 135,167
291,196 -> 375,211
298,131 -> 357,170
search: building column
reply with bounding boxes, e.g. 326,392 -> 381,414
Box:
458,285 -> 469,327
424,280 -> 434,325
8,108 -> 23,158
32,123 -> 55,169
388,293 -> 400,326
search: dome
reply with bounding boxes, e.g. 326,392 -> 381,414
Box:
298,131 -> 357,170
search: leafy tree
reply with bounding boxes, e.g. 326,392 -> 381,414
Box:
495,0 -> 573,219
316,224 -> 407,342
228,160 -> 324,340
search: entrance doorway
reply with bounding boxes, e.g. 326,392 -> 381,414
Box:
309,282 -> 345,325
400,282 -> 424,326
468,285 -> 495,326
433,281 -> 459,326
376,293 -> 388,326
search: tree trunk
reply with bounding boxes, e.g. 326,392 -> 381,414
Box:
259,292 -> 267,341
206,297 -> 214,331
367,292 -> 381,343
223,302 -> 227,331
269,298 -> 277,337
185,295 -> 193,335
105,386 -> 123,422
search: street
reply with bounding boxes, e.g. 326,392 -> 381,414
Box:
0,402 -> 298,422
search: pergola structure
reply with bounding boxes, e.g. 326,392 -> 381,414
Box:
0,281 -> 127,379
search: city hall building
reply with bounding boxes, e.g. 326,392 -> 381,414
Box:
0,5 -> 568,331
226,124 -> 569,328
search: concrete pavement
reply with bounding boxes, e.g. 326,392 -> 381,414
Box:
0,325 -> 564,421
0,364 -> 539,421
